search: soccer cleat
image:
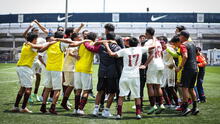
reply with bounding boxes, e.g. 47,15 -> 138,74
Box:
48,97 -> 53,102
115,114 -> 122,120
39,96 -> 43,102
77,109 -> 85,115
191,108 -> 199,115
147,105 -> 157,114
28,97 -> 34,103
136,114 -> 142,120
20,108 -> 32,113
175,106 -> 183,111
49,108 -> 58,115
67,100 -> 72,107
102,109 -> 113,118
181,108 -> 191,116
155,104 -> 165,114
73,109 -> 77,115
92,108 -> 99,116
99,105 -> 104,112
40,104 -> 47,113
32,94 -> 40,102
61,103 -> 71,111
11,107 -> 20,112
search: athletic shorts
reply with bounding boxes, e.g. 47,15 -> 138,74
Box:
146,70 -> 163,85
181,69 -> 197,88
44,70 -> 62,90
63,71 -> 74,87
97,77 -> 118,94
16,66 -> 33,88
74,72 -> 92,90
161,68 -> 175,88
32,61 -> 42,74
119,77 -> 140,98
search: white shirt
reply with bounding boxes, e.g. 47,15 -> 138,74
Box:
63,47 -> 78,72
33,37 -> 46,63
116,47 -> 148,78
144,38 -> 164,71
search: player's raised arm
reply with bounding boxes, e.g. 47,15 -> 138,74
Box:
22,22 -> 34,39
34,19 -> 49,34
103,42 -> 118,57
74,23 -> 84,33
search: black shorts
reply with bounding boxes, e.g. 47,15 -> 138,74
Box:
97,77 -> 118,94
181,69 -> 198,88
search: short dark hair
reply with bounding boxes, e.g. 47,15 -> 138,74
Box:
87,32 -> 97,41
139,34 -> 146,39
106,32 -> 116,40
54,31 -> 64,38
196,47 -> 202,52
82,30 -> 89,35
145,27 -> 155,36
57,26 -> 64,31
170,35 -> 180,43
176,25 -> 186,32
65,27 -> 74,36
180,30 -> 190,39
104,23 -> 115,32
71,33 -> 79,41
27,32 -> 38,42
157,36 -> 168,43
128,37 -> 139,47
31,27 -> 39,32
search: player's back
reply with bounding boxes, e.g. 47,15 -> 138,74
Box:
117,47 -> 148,78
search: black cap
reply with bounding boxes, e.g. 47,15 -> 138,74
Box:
176,25 -> 186,31
180,30 -> 190,39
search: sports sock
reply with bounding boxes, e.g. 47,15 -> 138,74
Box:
14,94 -> 23,107
149,96 -> 156,106
192,101 -> 197,109
75,95 -> 80,110
79,97 -> 88,110
136,105 -> 141,115
61,96 -> 68,105
22,92 -> 31,109
157,96 -> 164,106
117,105 -> 122,116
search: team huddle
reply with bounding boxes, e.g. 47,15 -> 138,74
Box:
11,20 -> 207,120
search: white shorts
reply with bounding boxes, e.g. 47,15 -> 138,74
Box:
63,71 -> 74,87
16,66 -> 33,88
74,72 -> 92,90
119,77 -> 140,98
161,68 -> 175,88
146,70 -> 163,85
44,70 -> 62,90
32,61 -> 42,74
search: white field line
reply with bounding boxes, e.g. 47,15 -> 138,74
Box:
0,80 -> 18,84
0,67 -> 16,71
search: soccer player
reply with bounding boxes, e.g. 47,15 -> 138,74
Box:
159,36 -> 179,108
196,47 -> 207,103
73,32 -> 97,115
12,32 -> 54,113
92,32 -> 121,117
39,31 -> 86,114
140,27 -> 165,114
104,37 -> 153,119
172,31 -> 199,116
61,33 -> 81,110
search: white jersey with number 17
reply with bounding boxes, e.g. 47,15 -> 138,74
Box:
116,47 -> 148,78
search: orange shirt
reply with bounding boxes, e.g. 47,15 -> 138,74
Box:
196,55 -> 207,67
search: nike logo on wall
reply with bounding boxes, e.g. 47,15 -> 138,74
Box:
151,15 -> 167,21
57,15 -> 73,21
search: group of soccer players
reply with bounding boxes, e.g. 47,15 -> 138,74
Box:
12,20 -> 207,120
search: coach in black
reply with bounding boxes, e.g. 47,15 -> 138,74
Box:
92,32 -> 122,117
172,31 -> 199,116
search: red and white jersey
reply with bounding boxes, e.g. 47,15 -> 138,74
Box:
116,47 -> 148,78
144,38 -> 164,71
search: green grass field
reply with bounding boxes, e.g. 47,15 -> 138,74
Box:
0,63 -> 220,124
